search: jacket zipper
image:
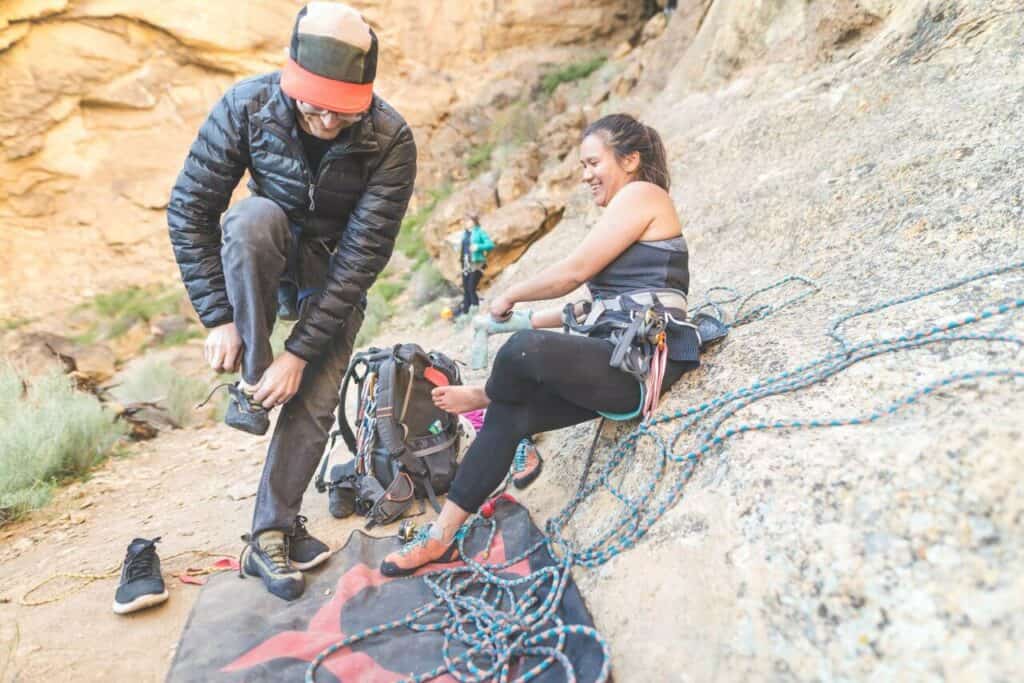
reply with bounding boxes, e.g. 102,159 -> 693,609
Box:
263,121 -> 316,211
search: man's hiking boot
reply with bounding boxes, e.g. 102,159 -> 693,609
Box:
288,515 -> 331,570
511,438 -> 543,490
225,383 -> 270,435
240,531 -> 304,601
380,523 -> 461,577
113,537 -> 169,615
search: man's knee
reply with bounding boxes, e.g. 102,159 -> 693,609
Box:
222,197 -> 289,251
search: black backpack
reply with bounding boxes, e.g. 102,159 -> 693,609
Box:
315,343 -> 462,527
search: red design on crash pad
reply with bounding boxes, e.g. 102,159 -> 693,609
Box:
223,531 -> 531,680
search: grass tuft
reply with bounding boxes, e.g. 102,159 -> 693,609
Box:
77,285 -> 185,342
540,55 -> 607,96
356,292 -> 394,348
466,142 -> 495,173
0,364 -> 125,523
396,183 -> 454,265
113,359 -> 210,428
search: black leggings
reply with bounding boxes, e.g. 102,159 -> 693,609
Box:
461,269 -> 483,312
446,330 -> 692,512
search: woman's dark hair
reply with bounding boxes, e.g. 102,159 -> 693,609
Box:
581,114 -> 671,191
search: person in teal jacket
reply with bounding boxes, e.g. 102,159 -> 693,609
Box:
458,213 -> 494,315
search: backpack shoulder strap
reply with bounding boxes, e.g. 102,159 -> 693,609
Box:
315,349 -> 373,493
373,348 -> 409,458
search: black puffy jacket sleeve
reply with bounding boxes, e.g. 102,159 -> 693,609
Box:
285,124 -> 417,362
167,89 -> 250,328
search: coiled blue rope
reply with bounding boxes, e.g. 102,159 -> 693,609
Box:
308,261 -> 1023,683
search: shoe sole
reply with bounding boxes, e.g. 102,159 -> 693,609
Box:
513,458 -> 543,489
112,590 -> 169,615
380,544 -> 459,577
292,550 -> 331,571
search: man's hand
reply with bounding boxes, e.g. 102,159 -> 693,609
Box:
252,351 -> 308,409
204,322 -> 242,373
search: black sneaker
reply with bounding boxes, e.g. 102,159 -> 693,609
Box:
240,531 -> 304,601
113,537 -> 169,615
287,516 -> 331,570
225,383 -> 270,435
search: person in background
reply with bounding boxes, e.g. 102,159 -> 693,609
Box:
458,213 -> 494,315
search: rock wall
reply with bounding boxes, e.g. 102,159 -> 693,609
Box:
393,0 -> 1023,679
0,0 -> 642,319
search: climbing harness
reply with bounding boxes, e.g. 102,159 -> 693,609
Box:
307,262 -> 1024,683
562,288 -> 701,418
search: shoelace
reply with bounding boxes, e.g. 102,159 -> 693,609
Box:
196,382 -> 266,411
512,440 -> 531,473
238,533 -> 291,576
195,382 -> 233,409
291,515 -> 311,541
124,538 -> 160,581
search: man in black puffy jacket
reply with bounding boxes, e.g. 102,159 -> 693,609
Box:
167,2 -> 416,601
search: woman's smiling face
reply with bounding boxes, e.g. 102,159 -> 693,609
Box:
579,132 -> 638,207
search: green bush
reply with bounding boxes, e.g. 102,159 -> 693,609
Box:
113,358 -> 209,428
356,291 -> 394,347
396,184 -> 454,264
541,55 -> 607,96
77,285 -> 185,342
410,261 -> 451,307
374,280 -> 407,303
0,365 -> 125,523
466,142 -> 495,172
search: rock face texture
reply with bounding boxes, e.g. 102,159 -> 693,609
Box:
0,0 -> 642,318
447,1 -> 1023,680
2,1 -> 1023,681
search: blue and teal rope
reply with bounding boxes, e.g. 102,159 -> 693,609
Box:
308,261 -> 1023,683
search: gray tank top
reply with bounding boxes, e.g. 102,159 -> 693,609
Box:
587,236 -> 689,300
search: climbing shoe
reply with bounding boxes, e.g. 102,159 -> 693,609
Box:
240,531 -> 304,601
511,438 -> 543,489
287,515 -> 331,571
380,523 -> 461,577
225,383 -> 270,435
113,537 -> 169,615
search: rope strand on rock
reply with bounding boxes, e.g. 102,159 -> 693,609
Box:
308,261 -> 1023,683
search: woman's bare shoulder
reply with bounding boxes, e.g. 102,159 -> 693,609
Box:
609,181 -> 675,211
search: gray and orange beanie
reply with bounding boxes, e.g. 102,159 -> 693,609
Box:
281,2 -> 378,114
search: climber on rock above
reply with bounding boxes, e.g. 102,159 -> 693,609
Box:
382,113 -> 700,576
167,2 -> 416,601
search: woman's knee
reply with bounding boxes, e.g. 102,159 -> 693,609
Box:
493,330 -> 544,373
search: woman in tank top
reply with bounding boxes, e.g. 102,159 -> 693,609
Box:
381,114 -> 696,576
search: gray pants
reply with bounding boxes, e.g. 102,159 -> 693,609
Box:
221,197 -> 362,535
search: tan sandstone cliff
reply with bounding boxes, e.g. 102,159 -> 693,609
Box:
0,0 -> 641,318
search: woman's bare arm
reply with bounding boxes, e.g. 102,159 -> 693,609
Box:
493,183 -> 671,315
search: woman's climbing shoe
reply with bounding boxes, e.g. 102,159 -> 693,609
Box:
511,439 -> 543,489
380,523 -> 460,577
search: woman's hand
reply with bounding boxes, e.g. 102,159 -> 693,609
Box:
252,351 -> 308,409
489,294 -> 513,321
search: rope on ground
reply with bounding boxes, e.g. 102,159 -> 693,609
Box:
308,261 -> 1024,683
18,549 -> 232,607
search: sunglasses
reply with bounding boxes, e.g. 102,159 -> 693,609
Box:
296,100 -> 367,123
